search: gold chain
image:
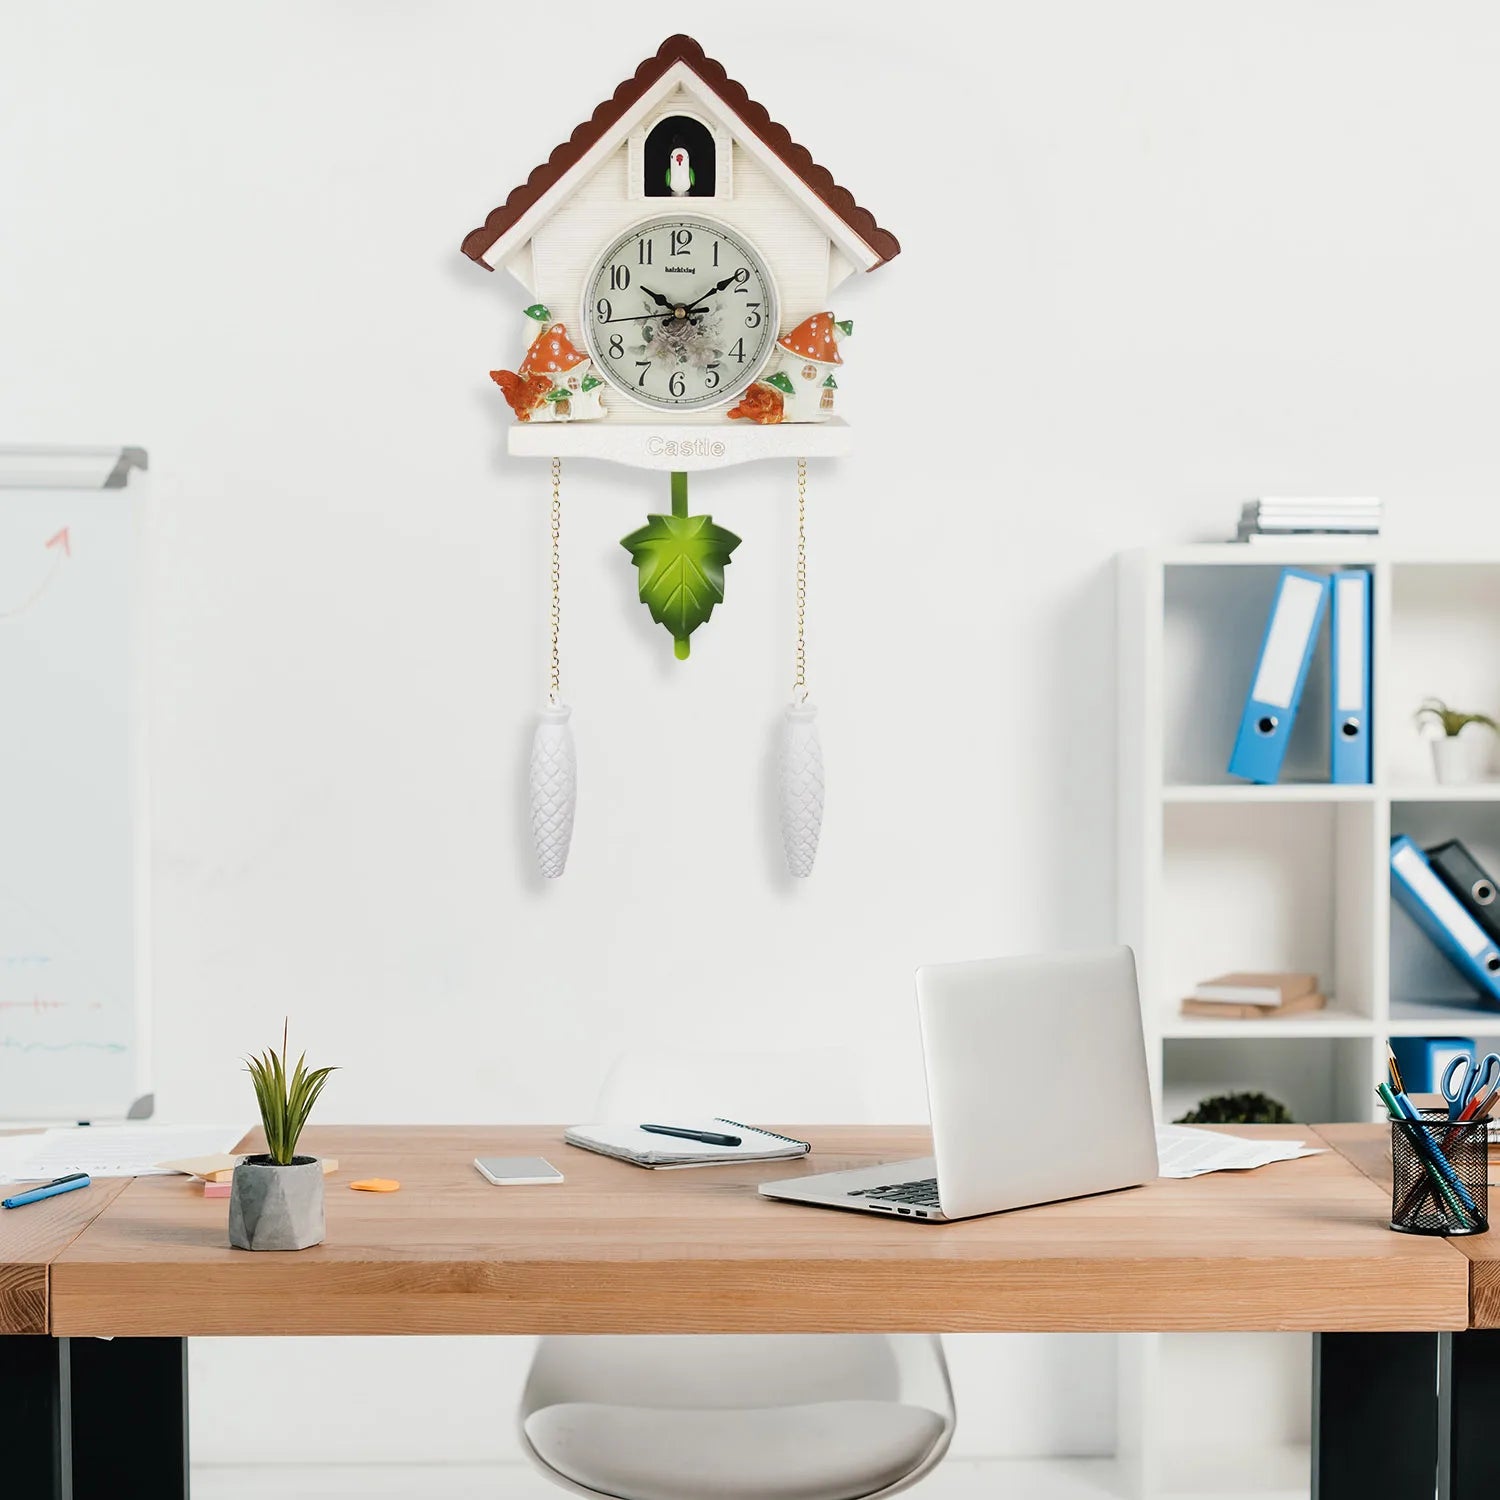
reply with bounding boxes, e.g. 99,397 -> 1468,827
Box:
549,456 -> 562,704
794,457 -> 807,699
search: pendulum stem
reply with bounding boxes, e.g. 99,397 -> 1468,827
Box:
794,456 -> 807,698
670,470 -> 690,658
549,455 -> 562,703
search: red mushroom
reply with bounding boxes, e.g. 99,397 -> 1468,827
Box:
776,312 -> 842,366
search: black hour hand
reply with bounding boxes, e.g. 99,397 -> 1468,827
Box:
639,286 -> 675,309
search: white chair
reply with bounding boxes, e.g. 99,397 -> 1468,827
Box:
518,1049 -> 955,1500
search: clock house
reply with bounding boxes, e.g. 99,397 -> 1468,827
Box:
462,33 -> 900,470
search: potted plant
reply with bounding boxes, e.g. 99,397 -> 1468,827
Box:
1415,698 -> 1499,786
228,1023 -> 337,1252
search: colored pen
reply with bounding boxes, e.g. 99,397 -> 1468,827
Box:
640,1124 -> 742,1148
2,1172 -> 91,1209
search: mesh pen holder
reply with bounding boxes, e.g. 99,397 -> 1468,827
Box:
1390,1110 -> 1489,1236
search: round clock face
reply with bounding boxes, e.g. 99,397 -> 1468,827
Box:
580,215 -> 780,412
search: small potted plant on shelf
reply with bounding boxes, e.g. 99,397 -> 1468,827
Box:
1415,698 -> 1498,786
229,1022 -> 338,1252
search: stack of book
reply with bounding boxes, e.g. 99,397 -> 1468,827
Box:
1181,971 -> 1325,1020
1237,497 -> 1383,542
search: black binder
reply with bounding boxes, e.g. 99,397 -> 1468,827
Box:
1428,838 -> 1500,947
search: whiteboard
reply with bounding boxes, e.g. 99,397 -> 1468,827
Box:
0,447 -> 150,1121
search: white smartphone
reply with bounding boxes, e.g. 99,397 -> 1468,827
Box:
474,1156 -> 564,1186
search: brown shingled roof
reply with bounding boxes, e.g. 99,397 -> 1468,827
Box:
460,34 -> 900,272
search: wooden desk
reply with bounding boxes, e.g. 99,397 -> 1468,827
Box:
1315,1122 -> 1500,1500
0,1177 -> 128,1336
1320,1121 -> 1500,1327
1,1124 -> 1476,1500
48,1124 -> 1468,1337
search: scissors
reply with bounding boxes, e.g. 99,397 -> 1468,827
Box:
1440,1051 -> 1500,1119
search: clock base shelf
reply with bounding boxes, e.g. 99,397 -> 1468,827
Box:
506,417 -> 850,471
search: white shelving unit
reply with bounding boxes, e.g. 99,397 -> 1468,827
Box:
1109,542 -> 1500,1499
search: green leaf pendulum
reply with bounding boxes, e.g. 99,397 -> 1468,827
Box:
620,471 -> 741,660
778,457 -> 824,877
529,456 -> 576,878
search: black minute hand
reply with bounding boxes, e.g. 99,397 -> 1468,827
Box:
684,272 -> 742,314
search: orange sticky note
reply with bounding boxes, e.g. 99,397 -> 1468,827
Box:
350,1178 -> 400,1193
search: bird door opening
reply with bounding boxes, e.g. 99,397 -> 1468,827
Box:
645,115 -> 716,197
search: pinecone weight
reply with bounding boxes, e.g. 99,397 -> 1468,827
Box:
530,704 -> 576,878
778,701 -> 824,877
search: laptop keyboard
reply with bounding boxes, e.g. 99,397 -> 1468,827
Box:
849,1177 -> 941,1210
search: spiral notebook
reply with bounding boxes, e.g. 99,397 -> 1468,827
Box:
564,1119 -> 811,1169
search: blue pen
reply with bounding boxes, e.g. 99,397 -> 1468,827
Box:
2,1172 -> 91,1209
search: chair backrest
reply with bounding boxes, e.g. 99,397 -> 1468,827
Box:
524,1332 -> 907,1412
593,1046 -> 869,1124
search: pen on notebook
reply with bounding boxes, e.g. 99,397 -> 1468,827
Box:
640,1124 -> 743,1148
2,1172 -> 91,1210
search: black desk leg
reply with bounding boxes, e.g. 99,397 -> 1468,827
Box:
1438,1329 -> 1500,1499
1313,1332 -> 1440,1500
68,1336 -> 189,1499
0,1335 -> 72,1499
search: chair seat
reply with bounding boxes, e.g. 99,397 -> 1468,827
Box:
524,1398 -> 947,1500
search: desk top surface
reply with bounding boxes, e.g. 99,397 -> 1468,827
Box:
24,1123 -> 1466,1338
1319,1121 -> 1500,1329
0,1174 -> 129,1335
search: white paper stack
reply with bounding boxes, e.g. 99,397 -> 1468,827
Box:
0,1124 -> 247,1183
1237,496 -> 1383,543
1155,1125 -> 1323,1179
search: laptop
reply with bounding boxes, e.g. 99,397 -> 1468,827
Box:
759,947 -> 1159,1222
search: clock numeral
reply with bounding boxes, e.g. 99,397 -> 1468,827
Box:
609,334 -> 624,360
712,241 -> 719,267
609,265 -> 630,291
704,364 -> 720,390
729,338 -> 746,363
635,361 -> 652,387
670,228 -> 693,256
669,370 -> 686,398
732,268 -> 750,292
596,297 -> 613,322
638,239 -> 653,266
745,303 -> 762,329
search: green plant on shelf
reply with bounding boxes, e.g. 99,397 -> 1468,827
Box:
1414,698 -> 1498,738
1176,1091 -> 1293,1125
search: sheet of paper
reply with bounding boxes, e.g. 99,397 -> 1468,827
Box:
1156,1125 -> 1323,1179
0,1124 -> 247,1183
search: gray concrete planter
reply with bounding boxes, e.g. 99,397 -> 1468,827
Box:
228,1155 -> 325,1251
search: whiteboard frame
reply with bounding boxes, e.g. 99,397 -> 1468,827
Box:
0,445 -> 153,1122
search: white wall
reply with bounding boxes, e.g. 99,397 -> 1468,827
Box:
4,0 -> 1500,1469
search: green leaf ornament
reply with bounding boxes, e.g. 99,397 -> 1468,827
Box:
620,512 -> 742,660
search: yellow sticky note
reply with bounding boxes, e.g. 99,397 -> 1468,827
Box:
350,1178 -> 400,1193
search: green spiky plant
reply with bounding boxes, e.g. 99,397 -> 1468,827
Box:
245,1022 -> 337,1165
1414,698 -> 1498,738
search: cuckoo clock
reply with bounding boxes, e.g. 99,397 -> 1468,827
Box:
461,33 -> 899,880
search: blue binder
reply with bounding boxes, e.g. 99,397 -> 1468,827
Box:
1227,569 -> 1330,784
1388,1035 -> 1476,1095
1330,570 -> 1372,784
1391,835 -> 1500,1008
